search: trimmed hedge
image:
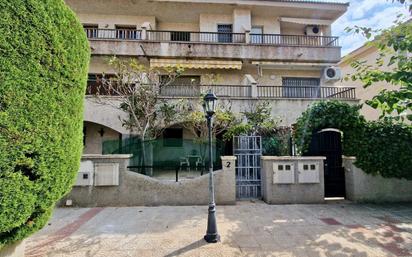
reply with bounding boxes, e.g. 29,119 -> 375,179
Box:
0,0 -> 90,248
294,101 -> 412,180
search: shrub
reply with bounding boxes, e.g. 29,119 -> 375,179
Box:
355,121 -> 412,180
0,0 -> 90,248
294,101 -> 365,156
294,101 -> 412,180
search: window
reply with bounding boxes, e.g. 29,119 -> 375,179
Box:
171,31 -> 191,42
251,26 -> 263,44
83,24 -> 98,38
116,25 -> 139,40
163,128 -> 183,147
282,77 -> 321,98
217,24 -> 233,43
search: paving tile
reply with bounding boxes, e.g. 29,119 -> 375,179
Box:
26,203 -> 412,257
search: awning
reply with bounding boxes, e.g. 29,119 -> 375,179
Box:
278,17 -> 333,26
150,59 -> 242,70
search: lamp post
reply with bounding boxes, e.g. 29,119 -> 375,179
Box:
203,90 -> 220,243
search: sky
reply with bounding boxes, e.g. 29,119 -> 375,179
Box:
332,0 -> 410,56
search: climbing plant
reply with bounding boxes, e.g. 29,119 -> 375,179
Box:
294,101 -> 365,156
294,101 -> 412,180
0,0 -> 90,248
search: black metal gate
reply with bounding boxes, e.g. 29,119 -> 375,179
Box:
233,136 -> 262,199
305,130 -> 345,197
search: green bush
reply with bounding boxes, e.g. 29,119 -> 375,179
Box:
355,121 -> 412,180
0,0 -> 90,248
294,101 -> 412,180
294,101 -> 365,156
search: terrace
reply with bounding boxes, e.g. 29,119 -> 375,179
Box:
84,28 -> 342,63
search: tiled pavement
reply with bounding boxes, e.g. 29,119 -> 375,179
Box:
26,202 -> 412,257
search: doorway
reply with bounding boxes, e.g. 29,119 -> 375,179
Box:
305,130 -> 345,198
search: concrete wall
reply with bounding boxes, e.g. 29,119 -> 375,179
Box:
89,40 -> 341,63
77,13 -> 157,29
84,97 -> 131,135
61,155 -> 236,207
344,157 -> 412,203
0,240 -> 25,257
261,156 -> 325,204
83,122 -> 120,154
84,97 -> 358,128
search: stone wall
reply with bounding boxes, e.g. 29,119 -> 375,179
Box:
344,157 -> 412,203
60,155 -> 236,207
261,156 -> 326,204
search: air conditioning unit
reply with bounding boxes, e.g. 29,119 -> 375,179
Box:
75,160 -> 94,186
323,66 -> 342,82
305,25 -> 321,36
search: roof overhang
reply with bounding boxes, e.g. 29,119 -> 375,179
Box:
279,17 -> 333,26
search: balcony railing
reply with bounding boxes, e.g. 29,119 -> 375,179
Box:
250,34 -> 339,47
159,84 -> 251,97
85,28 -> 340,47
157,85 -> 356,99
147,30 -> 247,44
84,28 -> 142,40
257,86 -> 356,99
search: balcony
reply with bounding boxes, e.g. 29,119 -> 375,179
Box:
159,85 -> 356,99
85,28 -> 341,63
84,84 -> 357,127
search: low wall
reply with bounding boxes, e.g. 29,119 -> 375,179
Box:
61,155 -> 236,207
344,157 -> 412,203
0,240 -> 25,257
261,156 -> 326,204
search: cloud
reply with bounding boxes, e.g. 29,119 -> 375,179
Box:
332,0 -> 410,56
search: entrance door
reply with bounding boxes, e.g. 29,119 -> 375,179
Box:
233,136 -> 262,199
305,130 -> 345,197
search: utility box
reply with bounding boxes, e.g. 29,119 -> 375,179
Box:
94,163 -> 119,186
273,163 -> 295,184
75,160 -> 94,186
298,162 -> 320,184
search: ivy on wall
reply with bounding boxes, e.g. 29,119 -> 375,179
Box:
294,101 -> 365,156
0,0 -> 90,248
294,101 -> 412,180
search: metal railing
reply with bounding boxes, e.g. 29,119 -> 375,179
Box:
147,30 -> 246,44
159,85 -> 355,99
84,28 -> 142,40
257,86 -> 356,99
250,34 -> 339,47
159,84 -> 252,97
84,28 -> 340,47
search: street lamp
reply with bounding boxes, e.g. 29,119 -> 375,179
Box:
203,90 -> 220,243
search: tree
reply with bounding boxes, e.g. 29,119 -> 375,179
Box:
0,0 -> 90,248
92,57 -> 183,170
179,98 -> 238,162
345,18 -> 412,122
224,101 -> 280,140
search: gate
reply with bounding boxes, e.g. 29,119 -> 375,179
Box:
233,136 -> 262,199
305,130 -> 345,197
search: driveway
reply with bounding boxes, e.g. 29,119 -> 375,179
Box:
26,202 -> 412,257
